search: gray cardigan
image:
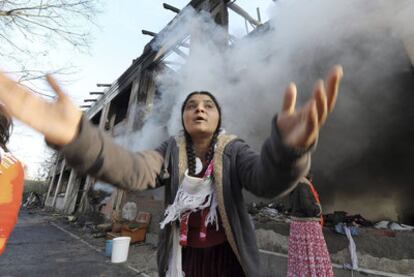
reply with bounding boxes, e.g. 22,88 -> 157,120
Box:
61,116 -> 311,277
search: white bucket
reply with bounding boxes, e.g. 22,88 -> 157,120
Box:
111,236 -> 131,263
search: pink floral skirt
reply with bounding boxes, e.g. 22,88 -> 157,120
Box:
287,220 -> 334,277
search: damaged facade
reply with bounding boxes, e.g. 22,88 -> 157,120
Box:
44,0 -> 414,237
44,0 -> 257,233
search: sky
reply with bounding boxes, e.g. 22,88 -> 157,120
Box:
7,0 -> 274,179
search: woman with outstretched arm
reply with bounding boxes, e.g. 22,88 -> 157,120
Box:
0,65 -> 343,276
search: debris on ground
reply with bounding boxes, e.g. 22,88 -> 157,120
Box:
247,201 -> 290,224
248,202 -> 414,275
374,220 -> 414,231
23,192 -> 43,209
108,211 -> 151,244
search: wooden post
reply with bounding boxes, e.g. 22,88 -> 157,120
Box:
51,160 -> 66,208
44,154 -> 60,206
62,170 -> 77,213
77,176 -> 92,213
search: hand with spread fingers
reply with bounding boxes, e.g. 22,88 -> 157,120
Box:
0,73 -> 82,146
276,65 -> 343,149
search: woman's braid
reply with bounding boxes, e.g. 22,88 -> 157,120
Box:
204,131 -> 219,165
185,132 -> 197,176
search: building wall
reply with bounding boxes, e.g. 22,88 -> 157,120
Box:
44,1 -> 234,231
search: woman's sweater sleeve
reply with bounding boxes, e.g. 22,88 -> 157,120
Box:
59,115 -> 166,191
234,116 -> 313,198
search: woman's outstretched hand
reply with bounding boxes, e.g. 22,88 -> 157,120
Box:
0,73 -> 82,146
277,65 -> 343,149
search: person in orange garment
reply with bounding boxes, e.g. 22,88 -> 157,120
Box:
0,104 -> 24,255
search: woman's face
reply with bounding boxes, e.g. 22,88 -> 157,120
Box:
182,94 -> 220,140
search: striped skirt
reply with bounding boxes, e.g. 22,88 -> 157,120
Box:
287,220 -> 334,277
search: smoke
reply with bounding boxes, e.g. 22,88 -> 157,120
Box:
136,1 -> 414,222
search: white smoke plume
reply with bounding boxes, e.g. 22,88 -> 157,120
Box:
149,0 -> 413,147
130,0 -> 414,221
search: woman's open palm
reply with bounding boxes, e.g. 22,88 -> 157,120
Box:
0,73 -> 82,146
277,65 -> 343,149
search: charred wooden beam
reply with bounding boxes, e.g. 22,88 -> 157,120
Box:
142,29 -> 157,37
163,3 -> 180,13
180,41 -> 190,48
214,0 -> 228,28
173,47 -> 188,59
228,2 -> 261,27
96,83 -> 111,87
164,60 -> 184,66
155,1 -> 229,61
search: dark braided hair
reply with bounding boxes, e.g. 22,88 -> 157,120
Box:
0,105 -> 12,151
181,91 -> 222,176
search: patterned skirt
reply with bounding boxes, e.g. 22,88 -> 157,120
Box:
182,242 -> 245,277
287,220 -> 334,277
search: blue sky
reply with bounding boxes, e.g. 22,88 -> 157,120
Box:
8,0 -> 274,179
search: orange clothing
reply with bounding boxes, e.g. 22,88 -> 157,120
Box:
0,153 -> 24,255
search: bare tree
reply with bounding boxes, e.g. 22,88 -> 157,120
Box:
35,147 -> 57,181
0,0 -> 100,96
1,1 -> 100,181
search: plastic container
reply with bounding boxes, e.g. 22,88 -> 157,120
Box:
105,239 -> 112,257
111,236 -> 131,263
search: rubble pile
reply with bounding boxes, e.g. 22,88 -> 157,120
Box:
248,201 -> 290,224
22,192 -> 43,209
248,202 -> 414,275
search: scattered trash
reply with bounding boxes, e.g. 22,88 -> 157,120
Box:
92,232 -> 106,238
325,212 -> 372,228
325,211 -> 347,226
97,223 -> 112,232
23,192 -> 43,209
261,207 -> 279,218
345,214 -> 373,227
247,201 -> 289,223
335,223 -> 359,236
122,202 -> 137,221
109,211 -> 151,244
87,187 -> 111,213
343,225 -> 358,270
374,221 -> 414,231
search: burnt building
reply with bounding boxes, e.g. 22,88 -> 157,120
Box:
44,0 -> 259,233
44,0 -> 414,231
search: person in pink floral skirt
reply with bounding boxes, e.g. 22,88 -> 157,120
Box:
287,174 -> 334,276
